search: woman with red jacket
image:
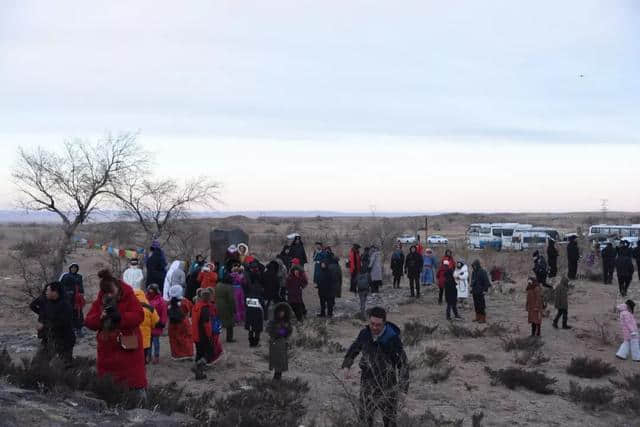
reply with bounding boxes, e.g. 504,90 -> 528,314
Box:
436,260 -> 452,305
286,265 -> 308,322
192,288 -> 216,364
84,269 -> 147,390
349,244 -> 362,293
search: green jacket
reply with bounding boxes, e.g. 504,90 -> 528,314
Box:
215,282 -> 235,329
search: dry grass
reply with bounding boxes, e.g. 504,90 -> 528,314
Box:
485,366 -> 557,395
566,357 -> 617,379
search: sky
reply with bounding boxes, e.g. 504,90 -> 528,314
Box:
0,0 -> 639,213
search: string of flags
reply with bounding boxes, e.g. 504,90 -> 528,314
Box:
72,236 -> 146,259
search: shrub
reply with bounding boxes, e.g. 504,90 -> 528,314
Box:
568,381 -> 614,410
462,353 -> 486,363
396,409 -> 464,427
410,347 -> 448,370
501,336 -> 544,352
214,376 -> 310,427
484,322 -> 509,337
448,324 -> 485,338
566,357 -> 616,379
514,349 -> 550,367
403,321 -> 439,346
485,366 -> 557,394
610,374 -> 640,414
472,411 -> 484,427
428,366 -> 455,384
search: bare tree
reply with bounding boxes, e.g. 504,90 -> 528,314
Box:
12,133 -> 148,280
112,176 -> 221,244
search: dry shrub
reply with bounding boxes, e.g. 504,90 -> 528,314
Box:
566,357 -> 616,379
448,324 -> 485,338
610,374 -> 640,414
293,319 -> 345,353
214,376 -> 310,427
485,366 -> 557,395
410,347 -> 448,370
501,336 -> 544,352
568,381 -> 614,410
514,349 -> 549,367
428,366 -> 455,384
484,322 -> 509,337
462,354 -> 486,363
472,412 -> 484,427
403,321 -> 439,346
396,409 -> 464,427
592,317 -> 613,346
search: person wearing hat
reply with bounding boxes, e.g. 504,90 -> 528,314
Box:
167,284 -> 194,360
286,264 -> 308,322
30,281 -> 76,367
616,299 -> 640,362
146,284 -> 167,364
59,263 -> 85,338
123,258 -> 145,291
289,235 -> 308,267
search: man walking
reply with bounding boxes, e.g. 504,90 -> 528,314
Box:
602,242 -> 617,285
349,244 -> 362,293
567,235 -> 580,280
471,260 -> 491,323
342,307 -> 409,427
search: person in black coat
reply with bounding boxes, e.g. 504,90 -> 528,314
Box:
316,261 -> 336,317
289,235 -> 308,266
146,246 -> 167,291
325,248 -> 343,299
633,242 -> 640,282
59,263 -> 84,334
602,242 -> 617,285
262,261 -> 281,320
471,259 -> 491,323
547,239 -> 559,278
532,251 -> 550,288
245,279 -> 264,347
444,269 -> 461,320
30,281 -> 76,367
567,236 -> 580,280
342,307 -> 409,427
404,245 -> 423,297
616,241 -> 635,297
390,244 -> 405,289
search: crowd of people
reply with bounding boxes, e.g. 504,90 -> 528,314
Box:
27,232 -> 640,426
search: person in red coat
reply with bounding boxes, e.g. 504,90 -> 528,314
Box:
192,288 -> 215,364
436,260 -> 451,306
286,265 -> 308,322
349,244 -> 362,293
84,269 -> 147,390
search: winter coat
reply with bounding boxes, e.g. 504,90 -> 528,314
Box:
633,246 -> 640,262
441,255 -> 455,271
547,243 -> 559,262
453,264 -> 469,298
268,302 -> 293,372
369,250 -> 383,282
263,262 -> 281,300
526,283 -> 543,324
30,294 -> 76,353
198,270 -> 218,289
616,254 -> 635,278
313,250 -> 329,284
618,304 -> 639,341
317,266 -> 336,299
215,282 -> 235,329
342,322 -> 409,391
444,270 -> 458,304
245,281 -> 264,332
290,241 -> 308,265
421,254 -> 437,284
554,279 -> 569,310
404,251 -> 423,276
162,261 -> 185,301
84,282 -> 147,389
328,257 -> 343,298
123,267 -> 145,291
533,256 -> 548,277
147,293 -> 167,337
134,290 -> 159,349
191,300 -> 213,343
349,248 -> 362,274
59,268 -> 84,307
567,240 -> 580,262
390,251 -> 405,276
471,265 -> 491,295
436,264 -> 448,289
286,270 -> 308,304
145,250 -> 167,288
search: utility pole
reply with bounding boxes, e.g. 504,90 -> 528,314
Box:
600,199 -> 608,220
425,216 -> 428,241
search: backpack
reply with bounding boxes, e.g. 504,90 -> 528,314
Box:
356,274 -> 370,292
168,302 -> 185,324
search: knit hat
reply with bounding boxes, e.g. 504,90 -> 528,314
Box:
169,285 -> 184,299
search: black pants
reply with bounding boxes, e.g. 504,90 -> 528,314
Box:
360,383 -> 398,427
319,295 -> 335,316
408,274 -> 420,296
248,329 -> 261,347
535,272 -> 550,288
392,274 -> 402,288
530,323 -> 541,336
226,326 -> 235,342
548,258 -> 558,278
446,302 -> 459,319
619,276 -> 632,297
35,341 -> 73,368
370,280 -> 381,293
263,298 -> 275,320
568,259 -> 578,280
195,337 -> 214,362
603,261 -> 615,284
553,309 -> 568,327
350,272 -> 359,293
473,293 -> 486,315
290,302 -> 305,322
438,288 -> 444,304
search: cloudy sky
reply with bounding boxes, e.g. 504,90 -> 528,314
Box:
1,0 -> 638,212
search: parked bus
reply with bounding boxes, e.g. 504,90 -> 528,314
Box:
588,224 -> 640,247
467,223 -> 532,250
511,230 -> 550,251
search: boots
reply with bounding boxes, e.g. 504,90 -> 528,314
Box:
477,314 -> 486,324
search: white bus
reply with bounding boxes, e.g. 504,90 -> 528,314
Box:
467,223 -> 532,250
588,224 -> 640,246
511,230 -> 550,251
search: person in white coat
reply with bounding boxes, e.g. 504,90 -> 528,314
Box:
453,261 -> 469,308
368,246 -> 383,294
122,258 -> 145,291
163,260 -> 186,301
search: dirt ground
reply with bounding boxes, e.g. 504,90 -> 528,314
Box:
1,215 -> 639,426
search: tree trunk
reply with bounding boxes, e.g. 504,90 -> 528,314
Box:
52,230 -> 74,281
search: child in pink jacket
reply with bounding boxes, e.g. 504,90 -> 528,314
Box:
146,284 -> 168,364
616,300 -> 640,362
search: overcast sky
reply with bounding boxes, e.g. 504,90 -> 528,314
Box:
1,0 -> 638,212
